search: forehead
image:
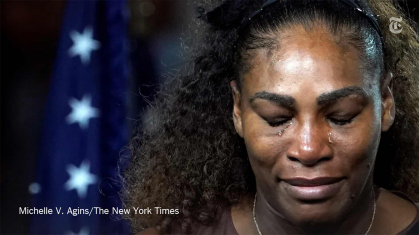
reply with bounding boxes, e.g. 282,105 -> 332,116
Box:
241,25 -> 368,96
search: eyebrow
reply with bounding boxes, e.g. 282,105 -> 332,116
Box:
316,86 -> 368,107
249,91 -> 296,109
249,86 -> 368,109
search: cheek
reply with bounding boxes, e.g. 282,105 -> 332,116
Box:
334,109 -> 381,173
242,114 -> 287,167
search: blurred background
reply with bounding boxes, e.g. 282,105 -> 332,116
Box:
1,0 -> 418,234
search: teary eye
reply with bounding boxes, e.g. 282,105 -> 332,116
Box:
329,117 -> 354,126
328,113 -> 359,126
267,119 -> 291,127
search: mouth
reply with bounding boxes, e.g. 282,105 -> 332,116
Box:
280,177 -> 344,201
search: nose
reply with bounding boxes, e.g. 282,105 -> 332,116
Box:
286,120 -> 332,166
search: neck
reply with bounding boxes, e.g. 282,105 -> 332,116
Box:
253,183 -> 376,235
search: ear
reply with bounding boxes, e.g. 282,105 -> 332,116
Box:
381,72 -> 395,132
230,80 -> 244,138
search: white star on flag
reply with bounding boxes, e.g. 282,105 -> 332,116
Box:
67,227 -> 89,235
68,26 -> 100,65
66,94 -> 99,129
28,182 -> 41,194
64,160 -> 97,198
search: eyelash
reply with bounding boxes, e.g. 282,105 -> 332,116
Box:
267,119 -> 291,127
328,117 -> 355,126
267,116 -> 356,127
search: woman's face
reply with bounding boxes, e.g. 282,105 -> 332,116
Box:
231,25 -> 395,226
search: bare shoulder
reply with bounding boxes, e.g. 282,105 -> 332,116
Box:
376,188 -> 418,233
137,228 -> 159,235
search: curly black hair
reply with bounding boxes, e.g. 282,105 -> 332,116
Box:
121,0 -> 419,234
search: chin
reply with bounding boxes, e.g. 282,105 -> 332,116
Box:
286,200 -> 348,228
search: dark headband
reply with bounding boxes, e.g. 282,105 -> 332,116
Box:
197,0 -> 384,50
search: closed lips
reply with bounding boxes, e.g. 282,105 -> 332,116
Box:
281,177 -> 343,186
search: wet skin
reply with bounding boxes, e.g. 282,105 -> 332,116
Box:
137,24 -> 417,235
229,24 -> 416,234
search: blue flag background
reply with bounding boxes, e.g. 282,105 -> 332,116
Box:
29,0 -> 131,233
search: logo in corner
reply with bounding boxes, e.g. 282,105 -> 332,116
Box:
389,17 -> 403,34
